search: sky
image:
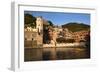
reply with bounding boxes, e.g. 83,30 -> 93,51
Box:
24,11 -> 90,26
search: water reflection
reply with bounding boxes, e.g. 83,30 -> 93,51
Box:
43,47 -> 90,60
24,47 -> 90,61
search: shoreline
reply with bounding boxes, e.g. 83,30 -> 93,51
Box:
25,42 -> 86,48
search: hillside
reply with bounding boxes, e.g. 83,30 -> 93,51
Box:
24,13 -> 54,28
62,22 -> 90,32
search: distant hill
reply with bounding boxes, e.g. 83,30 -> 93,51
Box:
62,22 -> 90,32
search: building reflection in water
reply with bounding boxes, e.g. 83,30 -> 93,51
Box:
24,47 -> 90,61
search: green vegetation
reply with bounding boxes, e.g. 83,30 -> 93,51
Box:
56,37 -> 75,43
24,14 -> 54,28
47,20 -> 54,26
24,14 -> 36,28
62,22 -> 90,32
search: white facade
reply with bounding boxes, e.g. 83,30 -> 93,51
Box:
36,17 -> 43,34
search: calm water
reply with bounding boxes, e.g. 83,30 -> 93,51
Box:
24,47 -> 90,62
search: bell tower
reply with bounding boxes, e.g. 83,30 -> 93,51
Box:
36,16 -> 43,45
36,16 -> 43,35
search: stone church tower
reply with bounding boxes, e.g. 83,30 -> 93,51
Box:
36,16 -> 43,35
36,16 -> 43,45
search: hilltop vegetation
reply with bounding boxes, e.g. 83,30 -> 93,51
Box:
62,22 -> 90,32
24,14 -> 36,28
24,14 -> 54,28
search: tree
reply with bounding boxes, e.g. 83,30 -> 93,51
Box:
24,14 -> 36,28
56,37 -> 66,43
65,39 -> 75,43
47,20 -> 54,26
56,38 -> 75,43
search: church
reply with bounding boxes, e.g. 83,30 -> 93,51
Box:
24,16 -> 43,48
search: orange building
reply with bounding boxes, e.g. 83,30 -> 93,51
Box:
73,30 -> 90,42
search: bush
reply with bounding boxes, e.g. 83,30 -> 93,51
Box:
56,38 -> 75,43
